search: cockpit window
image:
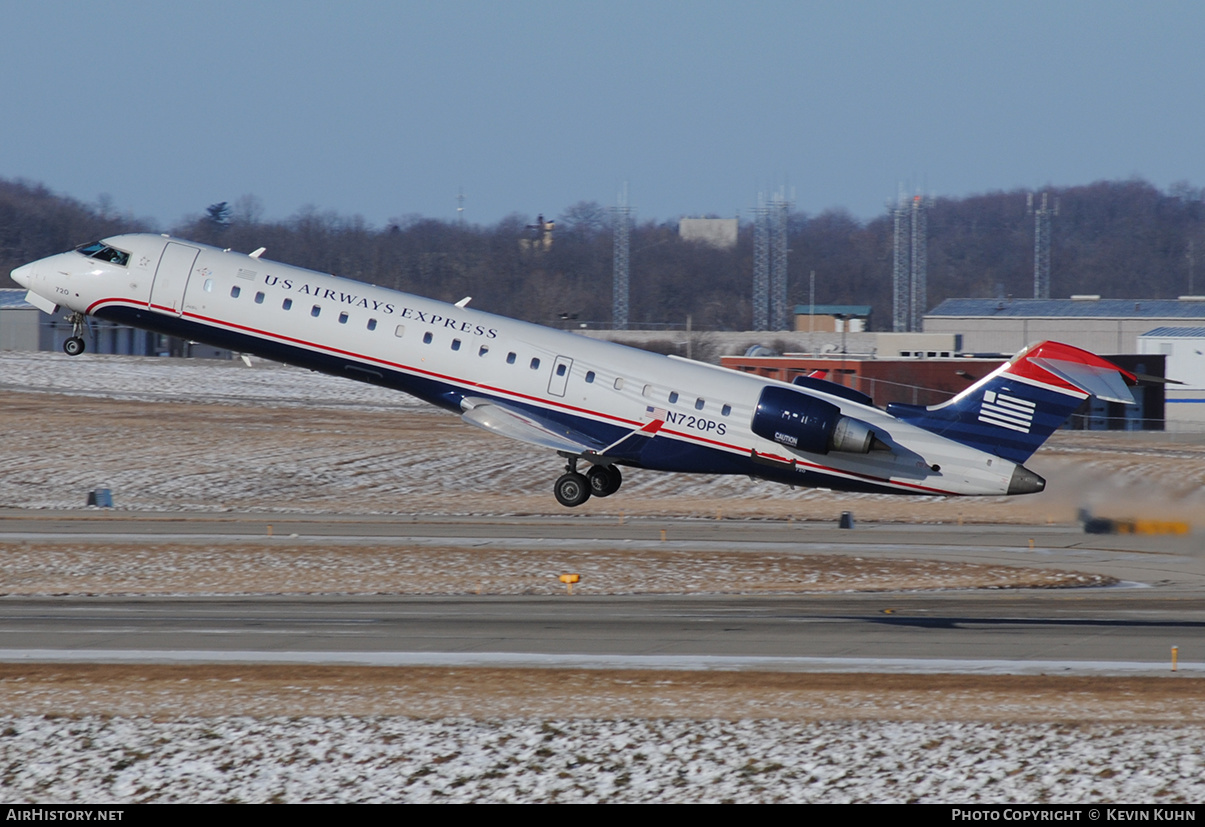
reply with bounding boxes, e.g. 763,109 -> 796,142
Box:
76,241 -> 130,267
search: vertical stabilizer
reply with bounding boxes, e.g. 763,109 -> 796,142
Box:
885,342 -> 1136,464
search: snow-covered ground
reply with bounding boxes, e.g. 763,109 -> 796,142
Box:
3,351 -> 1203,523
2,352 -> 1202,803
0,352 -> 879,516
0,541 -> 1115,595
4,715 -> 1202,803
0,351 -> 423,411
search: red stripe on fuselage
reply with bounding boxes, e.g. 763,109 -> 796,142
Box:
87,297 -> 961,495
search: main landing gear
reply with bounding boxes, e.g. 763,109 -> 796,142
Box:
553,456 -> 623,508
63,312 -> 86,356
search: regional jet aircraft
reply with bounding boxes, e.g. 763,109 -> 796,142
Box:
11,234 -> 1136,506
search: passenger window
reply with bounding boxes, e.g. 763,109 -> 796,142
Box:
311,305 -> 321,317
394,325 -> 405,337
722,404 -> 732,416
642,384 -> 653,398
695,398 -> 705,410
530,357 -> 541,370
478,345 -> 489,357
585,371 -> 595,383
282,298 -> 293,310
338,312 -> 349,324
669,391 -> 679,404
254,292 -> 265,304
230,286 -> 241,298
451,339 -> 461,351
556,364 -> 567,377
367,318 -> 377,331
614,377 -> 624,390
204,279 -> 214,292
506,352 -> 517,364
423,332 -> 433,344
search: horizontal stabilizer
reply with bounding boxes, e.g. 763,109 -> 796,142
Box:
1029,356 -> 1135,404
460,397 -> 605,455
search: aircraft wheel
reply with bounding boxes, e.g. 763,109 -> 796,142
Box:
554,472 -> 591,507
587,465 -> 622,497
63,337 -> 86,356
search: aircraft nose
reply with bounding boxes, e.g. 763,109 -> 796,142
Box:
10,262 -> 33,289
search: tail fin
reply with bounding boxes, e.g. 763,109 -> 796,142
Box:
885,341 -> 1136,464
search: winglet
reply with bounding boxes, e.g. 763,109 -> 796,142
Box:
591,408 -> 665,455
637,418 -> 664,435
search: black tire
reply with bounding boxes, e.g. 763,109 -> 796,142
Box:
587,465 -> 622,497
605,465 -> 623,494
64,337 -> 85,356
554,472 -> 591,507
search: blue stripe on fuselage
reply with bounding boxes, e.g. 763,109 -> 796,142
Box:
94,303 -> 914,495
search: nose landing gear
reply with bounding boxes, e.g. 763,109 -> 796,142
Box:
63,312 -> 87,356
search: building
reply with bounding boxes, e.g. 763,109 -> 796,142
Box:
0,288 -> 230,358
925,297 -> 1205,354
678,218 -> 738,249
0,290 -> 52,351
720,351 -> 1164,431
793,304 -> 872,333
1138,327 -> 1205,423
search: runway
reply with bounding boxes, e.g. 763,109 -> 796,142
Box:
0,591 -> 1202,674
0,510 -> 1201,674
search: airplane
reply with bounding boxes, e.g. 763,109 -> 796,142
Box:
10,233 -> 1137,507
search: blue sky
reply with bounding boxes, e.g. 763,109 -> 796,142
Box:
3,1 -> 1203,228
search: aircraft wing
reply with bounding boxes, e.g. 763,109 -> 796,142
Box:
460,397 -> 608,455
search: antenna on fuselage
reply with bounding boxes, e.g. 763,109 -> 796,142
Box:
249,247 -> 266,259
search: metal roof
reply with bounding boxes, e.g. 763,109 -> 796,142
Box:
793,304 -> 872,316
1140,326 -> 1205,338
928,298 -> 1205,319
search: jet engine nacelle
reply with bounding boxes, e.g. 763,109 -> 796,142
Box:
751,386 -> 878,455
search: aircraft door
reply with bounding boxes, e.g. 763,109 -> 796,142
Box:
548,356 -> 573,397
149,242 -> 200,315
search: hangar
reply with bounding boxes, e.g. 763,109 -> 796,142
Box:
721,350 -> 1165,431
1139,327 -> 1205,423
924,296 -> 1205,354
0,288 -> 229,357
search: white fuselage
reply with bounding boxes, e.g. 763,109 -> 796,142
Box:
11,233 -> 1024,496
